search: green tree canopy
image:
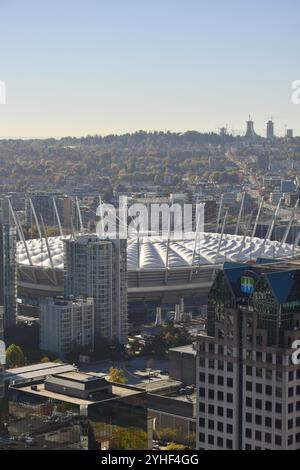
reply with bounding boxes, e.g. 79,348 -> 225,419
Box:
108,367 -> 127,384
6,344 -> 26,368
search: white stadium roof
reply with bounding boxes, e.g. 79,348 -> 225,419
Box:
17,234 -> 298,271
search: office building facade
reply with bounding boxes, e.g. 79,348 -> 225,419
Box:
0,306 -> 4,399
64,235 -> 128,344
0,223 -> 17,328
196,261 -> 300,450
40,297 -> 94,356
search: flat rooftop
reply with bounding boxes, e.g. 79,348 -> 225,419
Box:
5,362 -> 76,383
137,378 -> 182,393
10,381 -> 142,406
168,344 -> 196,355
52,371 -> 105,383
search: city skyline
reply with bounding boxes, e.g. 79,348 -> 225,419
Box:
0,0 -> 300,138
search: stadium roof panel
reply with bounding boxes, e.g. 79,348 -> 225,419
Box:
17,233 -> 298,271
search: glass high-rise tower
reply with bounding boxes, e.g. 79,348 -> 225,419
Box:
64,235 -> 128,345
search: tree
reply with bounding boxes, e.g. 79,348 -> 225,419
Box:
6,344 -> 26,368
111,426 -> 147,450
108,367 -> 128,384
39,356 -> 50,363
166,443 -> 190,450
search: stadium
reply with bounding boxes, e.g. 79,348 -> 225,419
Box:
17,233 -> 299,311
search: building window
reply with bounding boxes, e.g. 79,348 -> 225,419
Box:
266,353 -> 273,363
265,433 -> 272,444
275,403 -> 282,413
217,422 -> 223,432
255,431 -> 262,441
255,399 -> 262,410
265,417 -> 272,427
227,377 -> 233,387
246,381 -> 252,392
266,385 -> 272,396
275,435 -> 282,446
199,403 -> 205,413
227,424 -> 233,434
199,418 -> 205,428
255,415 -> 262,425
275,419 -> 282,430
227,393 -> 233,403
246,397 -> 252,407
226,440 -> 233,450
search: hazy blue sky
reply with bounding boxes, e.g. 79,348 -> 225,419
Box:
0,0 -> 300,137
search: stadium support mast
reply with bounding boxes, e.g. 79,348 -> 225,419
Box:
40,215 -> 54,269
165,211 -> 171,283
235,192 -> 245,236
29,198 -> 42,241
280,199 -> 298,247
155,307 -> 162,326
190,204 -> 204,281
215,210 -> 228,263
216,194 -> 224,233
137,228 -> 140,270
174,304 -> 181,323
266,198 -> 282,241
238,210 -> 254,256
251,197 -> 264,242
260,198 -> 282,255
75,197 -> 84,233
7,198 -> 33,266
293,227 -> 300,254
52,197 -> 64,238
